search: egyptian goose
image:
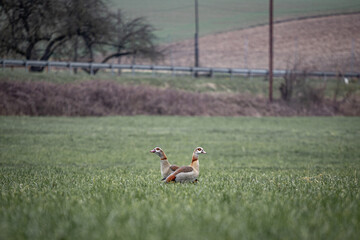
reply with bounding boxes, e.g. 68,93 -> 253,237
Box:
150,147 -> 179,180
165,147 -> 206,183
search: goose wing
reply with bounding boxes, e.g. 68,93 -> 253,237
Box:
169,165 -> 179,171
165,166 -> 193,182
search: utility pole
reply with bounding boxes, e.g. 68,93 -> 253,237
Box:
117,9 -> 122,76
194,0 -> 199,76
269,0 -> 273,102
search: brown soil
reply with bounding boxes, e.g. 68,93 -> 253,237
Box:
156,13 -> 360,71
1,80 -> 359,116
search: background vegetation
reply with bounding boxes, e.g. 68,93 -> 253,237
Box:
1,69 -> 359,116
1,116 -> 359,239
0,0 -> 161,68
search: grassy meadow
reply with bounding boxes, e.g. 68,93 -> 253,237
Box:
1,116 -> 360,240
110,0 -> 360,41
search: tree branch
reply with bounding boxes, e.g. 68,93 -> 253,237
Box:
81,51 -> 134,75
40,35 -> 67,60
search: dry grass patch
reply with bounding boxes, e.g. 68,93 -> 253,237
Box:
1,80 -> 359,116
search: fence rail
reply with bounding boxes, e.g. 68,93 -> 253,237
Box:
1,59 -> 359,78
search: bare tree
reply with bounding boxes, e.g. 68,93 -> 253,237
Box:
0,0 -> 162,73
80,10 -> 163,74
0,0 -> 69,64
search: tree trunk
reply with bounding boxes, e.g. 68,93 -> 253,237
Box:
73,37 -> 78,74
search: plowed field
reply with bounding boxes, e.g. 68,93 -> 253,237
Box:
159,13 -> 360,71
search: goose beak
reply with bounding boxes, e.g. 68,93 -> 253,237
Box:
150,149 -> 156,153
202,150 -> 207,154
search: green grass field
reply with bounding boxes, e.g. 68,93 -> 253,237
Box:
110,0 -> 360,41
0,68 -> 277,96
1,116 -> 360,239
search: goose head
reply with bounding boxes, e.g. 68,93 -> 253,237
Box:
194,147 -> 206,156
150,147 -> 166,159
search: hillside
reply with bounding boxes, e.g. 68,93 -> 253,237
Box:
1,13 -> 360,117
111,13 -> 360,72
156,13 -> 360,71
110,0 -> 360,41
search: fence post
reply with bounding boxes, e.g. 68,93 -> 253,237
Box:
69,62 -> 72,74
90,63 -> 94,75
25,61 -> 28,72
151,65 -> 155,77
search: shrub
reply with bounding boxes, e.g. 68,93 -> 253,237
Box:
280,69 -> 325,105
